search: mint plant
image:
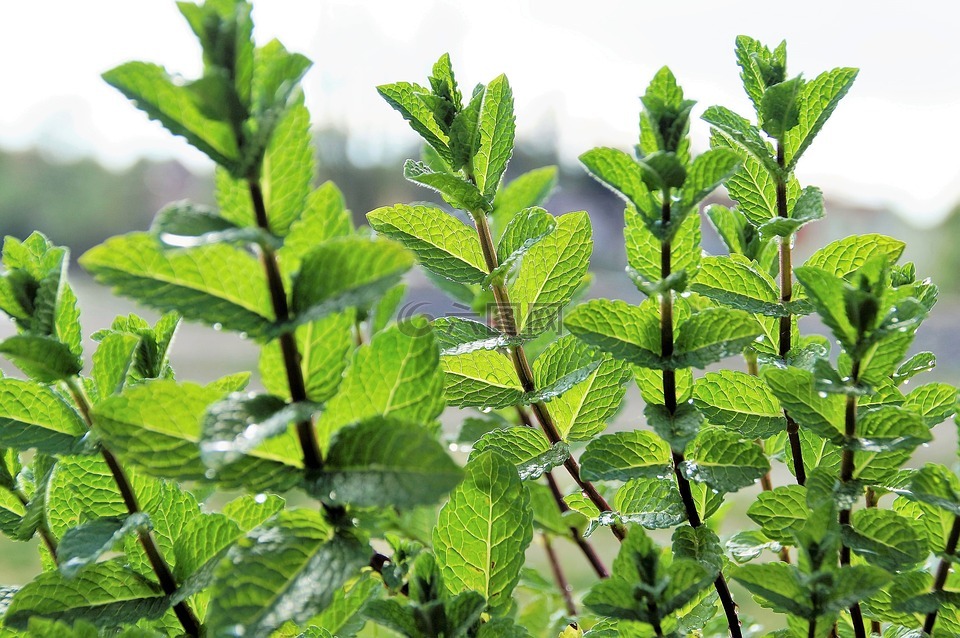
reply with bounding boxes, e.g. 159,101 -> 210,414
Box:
0,4 -> 955,636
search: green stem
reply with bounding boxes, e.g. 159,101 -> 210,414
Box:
923,514 -> 960,635
12,487 -> 57,560
471,209 -> 627,541
247,181 -> 324,472
776,141 -> 806,487
65,378 -> 201,637
660,191 -> 741,638
543,532 -> 577,616
839,360 -> 866,638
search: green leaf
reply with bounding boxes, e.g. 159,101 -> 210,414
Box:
731,563 -> 813,618
307,573 -> 381,637
200,394 -> 318,471
91,333 -> 140,400
259,311 -> 353,403
906,464 -> 960,516
893,352 -> 936,385
507,211 -> 592,335
842,508 -> 927,572
471,426 -> 568,481
57,513 -> 151,578
615,478 -> 686,529
434,450 -> 533,612
760,76 -> 804,139
565,299 -> 662,368
673,308 -> 761,368
701,105 -> 779,176
102,62 -> 240,170
80,233 -> 274,338
803,234 -> 905,279
368,204 -> 487,284
823,565 -> 889,615
377,82 -> 451,164
746,485 -> 808,543
432,317 -> 522,355
682,427 -> 770,492
759,186 -> 824,237
441,349 -> 524,409
794,266 -> 858,350
692,370 -> 785,439
0,378 -> 86,454
691,254 -> 784,316
580,147 -> 653,213
783,67 -> 859,170
206,510 -> 369,637
474,75 -> 516,201
533,335 -> 631,441
635,367 -> 694,406
903,382 -> 957,427
721,151 -> 801,227
0,335 -> 82,383
403,160 -> 489,212
678,148 -> 740,213
312,417 -> 462,508
734,36 -> 787,114
94,380 -> 302,491
151,202 -> 277,249
645,402 -> 704,452
278,181 -> 354,274
849,405 -> 930,454
290,236 -> 413,331
252,103 -> 315,235
726,530 -> 784,563
491,167 -> 558,233
672,526 -> 724,572
763,367 -> 845,444
580,431 -> 672,481
221,493 -> 285,533
492,206 -> 557,280
6,562 -> 166,628
317,319 -> 445,447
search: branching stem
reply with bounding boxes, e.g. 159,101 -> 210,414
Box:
65,378 -> 200,637
247,181 -> 324,471
471,208 -> 626,541
839,360 -> 866,638
659,192 -> 741,638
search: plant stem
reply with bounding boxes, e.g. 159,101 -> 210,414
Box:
864,487 -> 881,636
65,378 -> 200,637
543,533 -> 577,616
776,142 -> 806,487
923,514 -> 960,635
12,488 -> 57,560
519,407 -> 610,578
659,192 -> 741,638
839,360 -> 866,638
808,617 -> 817,638
471,209 -> 626,541
247,181 -> 324,471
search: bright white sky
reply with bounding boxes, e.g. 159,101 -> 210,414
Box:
1,1 -> 958,226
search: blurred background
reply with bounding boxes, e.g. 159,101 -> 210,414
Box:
0,0 -> 957,628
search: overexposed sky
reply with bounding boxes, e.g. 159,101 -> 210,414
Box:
1,1 -> 958,226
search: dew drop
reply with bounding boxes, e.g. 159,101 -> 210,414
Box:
480,406 -> 493,414
213,323 -> 223,331
448,443 -> 459,452
204,469 -> 217,479
254,493 -> 267,504
238,332 -> 248,340
817,391 -> 828,399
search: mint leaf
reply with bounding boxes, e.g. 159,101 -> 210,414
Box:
758,186 -> 824,237
103,62 -> 240,170
646,403 -> 704,452
492,206 -> 557,282
803,234 -> 905,278
368,204 -> 487,284
683,427 -> 770,492
432,317 -> 522,355
892,352 -> 936,386
842,508 -> 926,572
473,75 -> 516,201
731,563 -> 812,618
784,67 -> 859,170
625,205 -> 701,291
80,233 -> 274,338
492,167 -> 558,233
692,370 -> 785,439
4,560 -> 167,629
471,426 -> 568,481
403,160 -> 489,212
206,510 -> 369,637
678,148 -> 740,213
278,181 -> 354,274
91,333 -> 141,400
0,334 -> 82,383
746,485 -> 807,542
377,82 -> 451,164
151,202 -> 277,250
734,36 -> 787,114
507,211 -> 592,334
434,450 -> 533,612
565,299 -> 662,368
906,464 -> 960,515
759,76 -> 804,139
290,236 -> 413,331
0,379 -> 86,454
580,431 -> 672,481
794,266 -> 858,350
57,514 -> 151,578
903,382 -> 958,427
615,478 -> 686,529
849,406 -> 930,454
701,105 -> 779,176
763,367 -> 845,444
722,151 -> 801,227
312,417 -> 462,508
317,319 -> 445,447
441,349 -> 524,409
673,308 -> 761,368
691,254 -> 784,316
580,147 -> 653,213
